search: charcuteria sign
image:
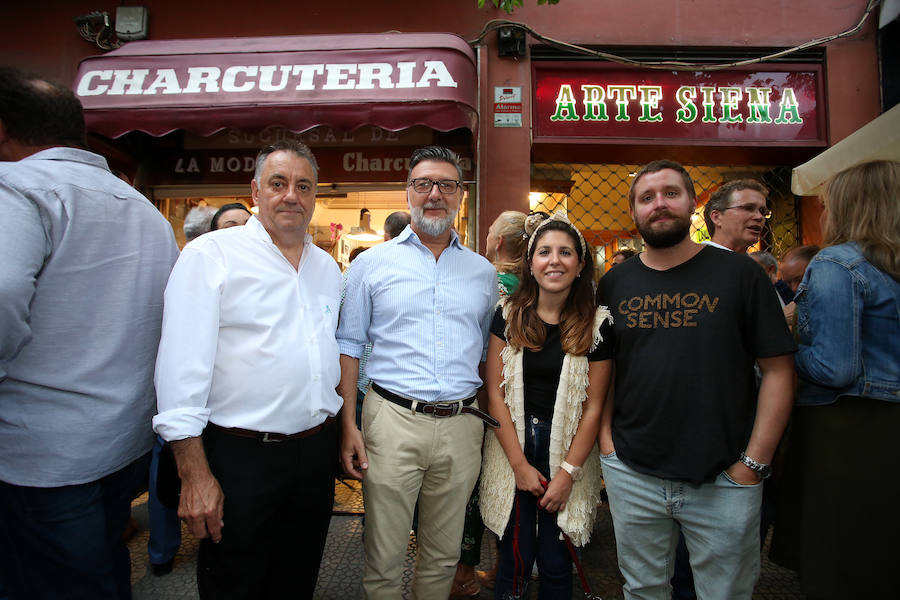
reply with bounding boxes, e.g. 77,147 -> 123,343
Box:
71,34 -> 478,137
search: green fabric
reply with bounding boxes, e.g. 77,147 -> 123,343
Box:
497,272 -> 519,297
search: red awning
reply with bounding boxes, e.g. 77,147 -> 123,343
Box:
73,33 -> 477,138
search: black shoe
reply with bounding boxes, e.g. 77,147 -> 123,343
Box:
151,559 -> 175,576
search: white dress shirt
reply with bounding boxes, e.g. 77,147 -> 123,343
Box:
337,226 -> 498,402
153,216 -> 342,441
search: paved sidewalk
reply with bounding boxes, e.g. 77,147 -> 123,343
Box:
129,480 -> 803,599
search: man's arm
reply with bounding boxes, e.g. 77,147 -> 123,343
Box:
597,368 -> 616,455
170,437 -> 224,542
0,185 -> 47,369
153,245 -> 226,537
338,354 -> 368,479
726,353 -> 795,484
335,258 -> 373,479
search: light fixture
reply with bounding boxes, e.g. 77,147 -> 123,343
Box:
346,230 -> 383,242
345,208 -> 381,242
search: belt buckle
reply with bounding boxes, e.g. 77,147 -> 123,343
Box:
260,432 -> 282,443
425,402 -> 459,418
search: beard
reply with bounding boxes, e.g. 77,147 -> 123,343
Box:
410,201 -> 459,237
635,209 -> 692,249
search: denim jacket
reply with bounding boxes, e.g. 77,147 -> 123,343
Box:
794,242 -> 900,406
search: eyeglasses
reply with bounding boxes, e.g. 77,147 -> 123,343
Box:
408,178 -> 461,194
720,204 -> 772,219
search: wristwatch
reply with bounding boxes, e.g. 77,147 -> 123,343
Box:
739,452 -> 772,480
560,460 -> 584,481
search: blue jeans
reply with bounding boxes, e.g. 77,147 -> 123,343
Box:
0,453 -> 150,600
601,452 -> 762,600
148,435 -> 181,565
495,416 -> 572,600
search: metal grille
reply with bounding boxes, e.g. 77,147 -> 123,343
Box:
530,162 -> 800,276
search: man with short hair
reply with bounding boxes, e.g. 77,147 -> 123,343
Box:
0,66 -> 179,599
154,140 -> 342,599
703,179 -> 771,253
184,205 -> 217,242
779,244 -> 820,296
338,146 -> 498,598
597,160 -> 796,600
383,209 -> 411,240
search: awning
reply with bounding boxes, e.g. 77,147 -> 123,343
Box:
73,33 -> 477,138
791,104 -> 900,196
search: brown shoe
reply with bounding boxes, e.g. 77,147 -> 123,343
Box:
475,568 -> 496,590
449,574 -> 481,598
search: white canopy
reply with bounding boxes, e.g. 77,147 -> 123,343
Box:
791,103 -> 900,196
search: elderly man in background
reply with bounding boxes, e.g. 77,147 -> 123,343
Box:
383,209 -> 411,240
154,140 -> 342,599
184,205 -> 217,243
0,66 -> 179,599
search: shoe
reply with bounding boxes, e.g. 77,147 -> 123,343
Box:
475,569 -> 496,590
151,559 -> 175,576
448,576 -> 480,599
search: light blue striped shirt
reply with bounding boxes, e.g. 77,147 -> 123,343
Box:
337,226 -> 498,402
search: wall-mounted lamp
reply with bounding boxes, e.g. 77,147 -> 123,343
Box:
497,26 -> 527,58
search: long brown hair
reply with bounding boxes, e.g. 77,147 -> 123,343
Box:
823,160 -> 900,282
505,220 -> 596,355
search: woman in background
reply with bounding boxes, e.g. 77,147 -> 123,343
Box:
771,160 -> 900,598
450,210 -> 527,598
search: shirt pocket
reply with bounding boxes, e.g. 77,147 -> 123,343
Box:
315,293 -> 340,332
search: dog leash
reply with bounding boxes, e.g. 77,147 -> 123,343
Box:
506,481 -> 601,600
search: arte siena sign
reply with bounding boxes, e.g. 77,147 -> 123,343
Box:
533,62 -> 825,145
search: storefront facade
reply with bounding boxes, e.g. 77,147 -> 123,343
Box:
2,0 -> 886,258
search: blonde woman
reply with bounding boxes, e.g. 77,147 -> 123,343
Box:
772,160 -> 900,598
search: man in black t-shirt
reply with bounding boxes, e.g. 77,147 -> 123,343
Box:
596,160 -> 796,600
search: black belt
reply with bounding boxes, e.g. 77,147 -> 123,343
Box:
371,383 -> 499,428
206,417 -> 335,442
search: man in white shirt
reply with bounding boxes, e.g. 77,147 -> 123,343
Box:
153,140 -> 342,599
702,179 -> 771,253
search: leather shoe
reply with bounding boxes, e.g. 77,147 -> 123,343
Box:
151,559 -> 175,576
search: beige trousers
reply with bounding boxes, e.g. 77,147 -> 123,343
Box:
361,388 -> 484,600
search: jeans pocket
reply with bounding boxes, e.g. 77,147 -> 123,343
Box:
720,470 -> 762,487
600,450 -> 617,459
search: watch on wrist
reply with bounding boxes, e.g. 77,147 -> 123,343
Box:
560,460 -> 584,481
739,452 -> 772,480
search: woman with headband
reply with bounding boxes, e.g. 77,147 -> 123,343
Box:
480,211 -> 613,598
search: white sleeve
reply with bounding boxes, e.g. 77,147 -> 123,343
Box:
152,244 -> 225,441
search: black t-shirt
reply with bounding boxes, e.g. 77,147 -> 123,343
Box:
595,246 -> 796,484
491,306 -> 613,421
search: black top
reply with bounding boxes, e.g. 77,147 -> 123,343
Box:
491,306 -> 613,422
596,246 -> 797,484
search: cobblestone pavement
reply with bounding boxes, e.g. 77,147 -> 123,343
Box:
129,480 -> 804,599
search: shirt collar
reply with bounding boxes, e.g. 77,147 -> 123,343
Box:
397,224 -> 463,250
23,147 -> 110,171
245,214 -> 313,247
702,240 -> 732,252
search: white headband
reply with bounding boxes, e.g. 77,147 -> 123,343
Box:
525,210 -> 587,259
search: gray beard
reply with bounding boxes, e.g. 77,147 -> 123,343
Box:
410,205 -> 459,237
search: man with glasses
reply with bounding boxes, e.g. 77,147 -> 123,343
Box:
337,146 -> 498,598
703,179 -> 771,254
